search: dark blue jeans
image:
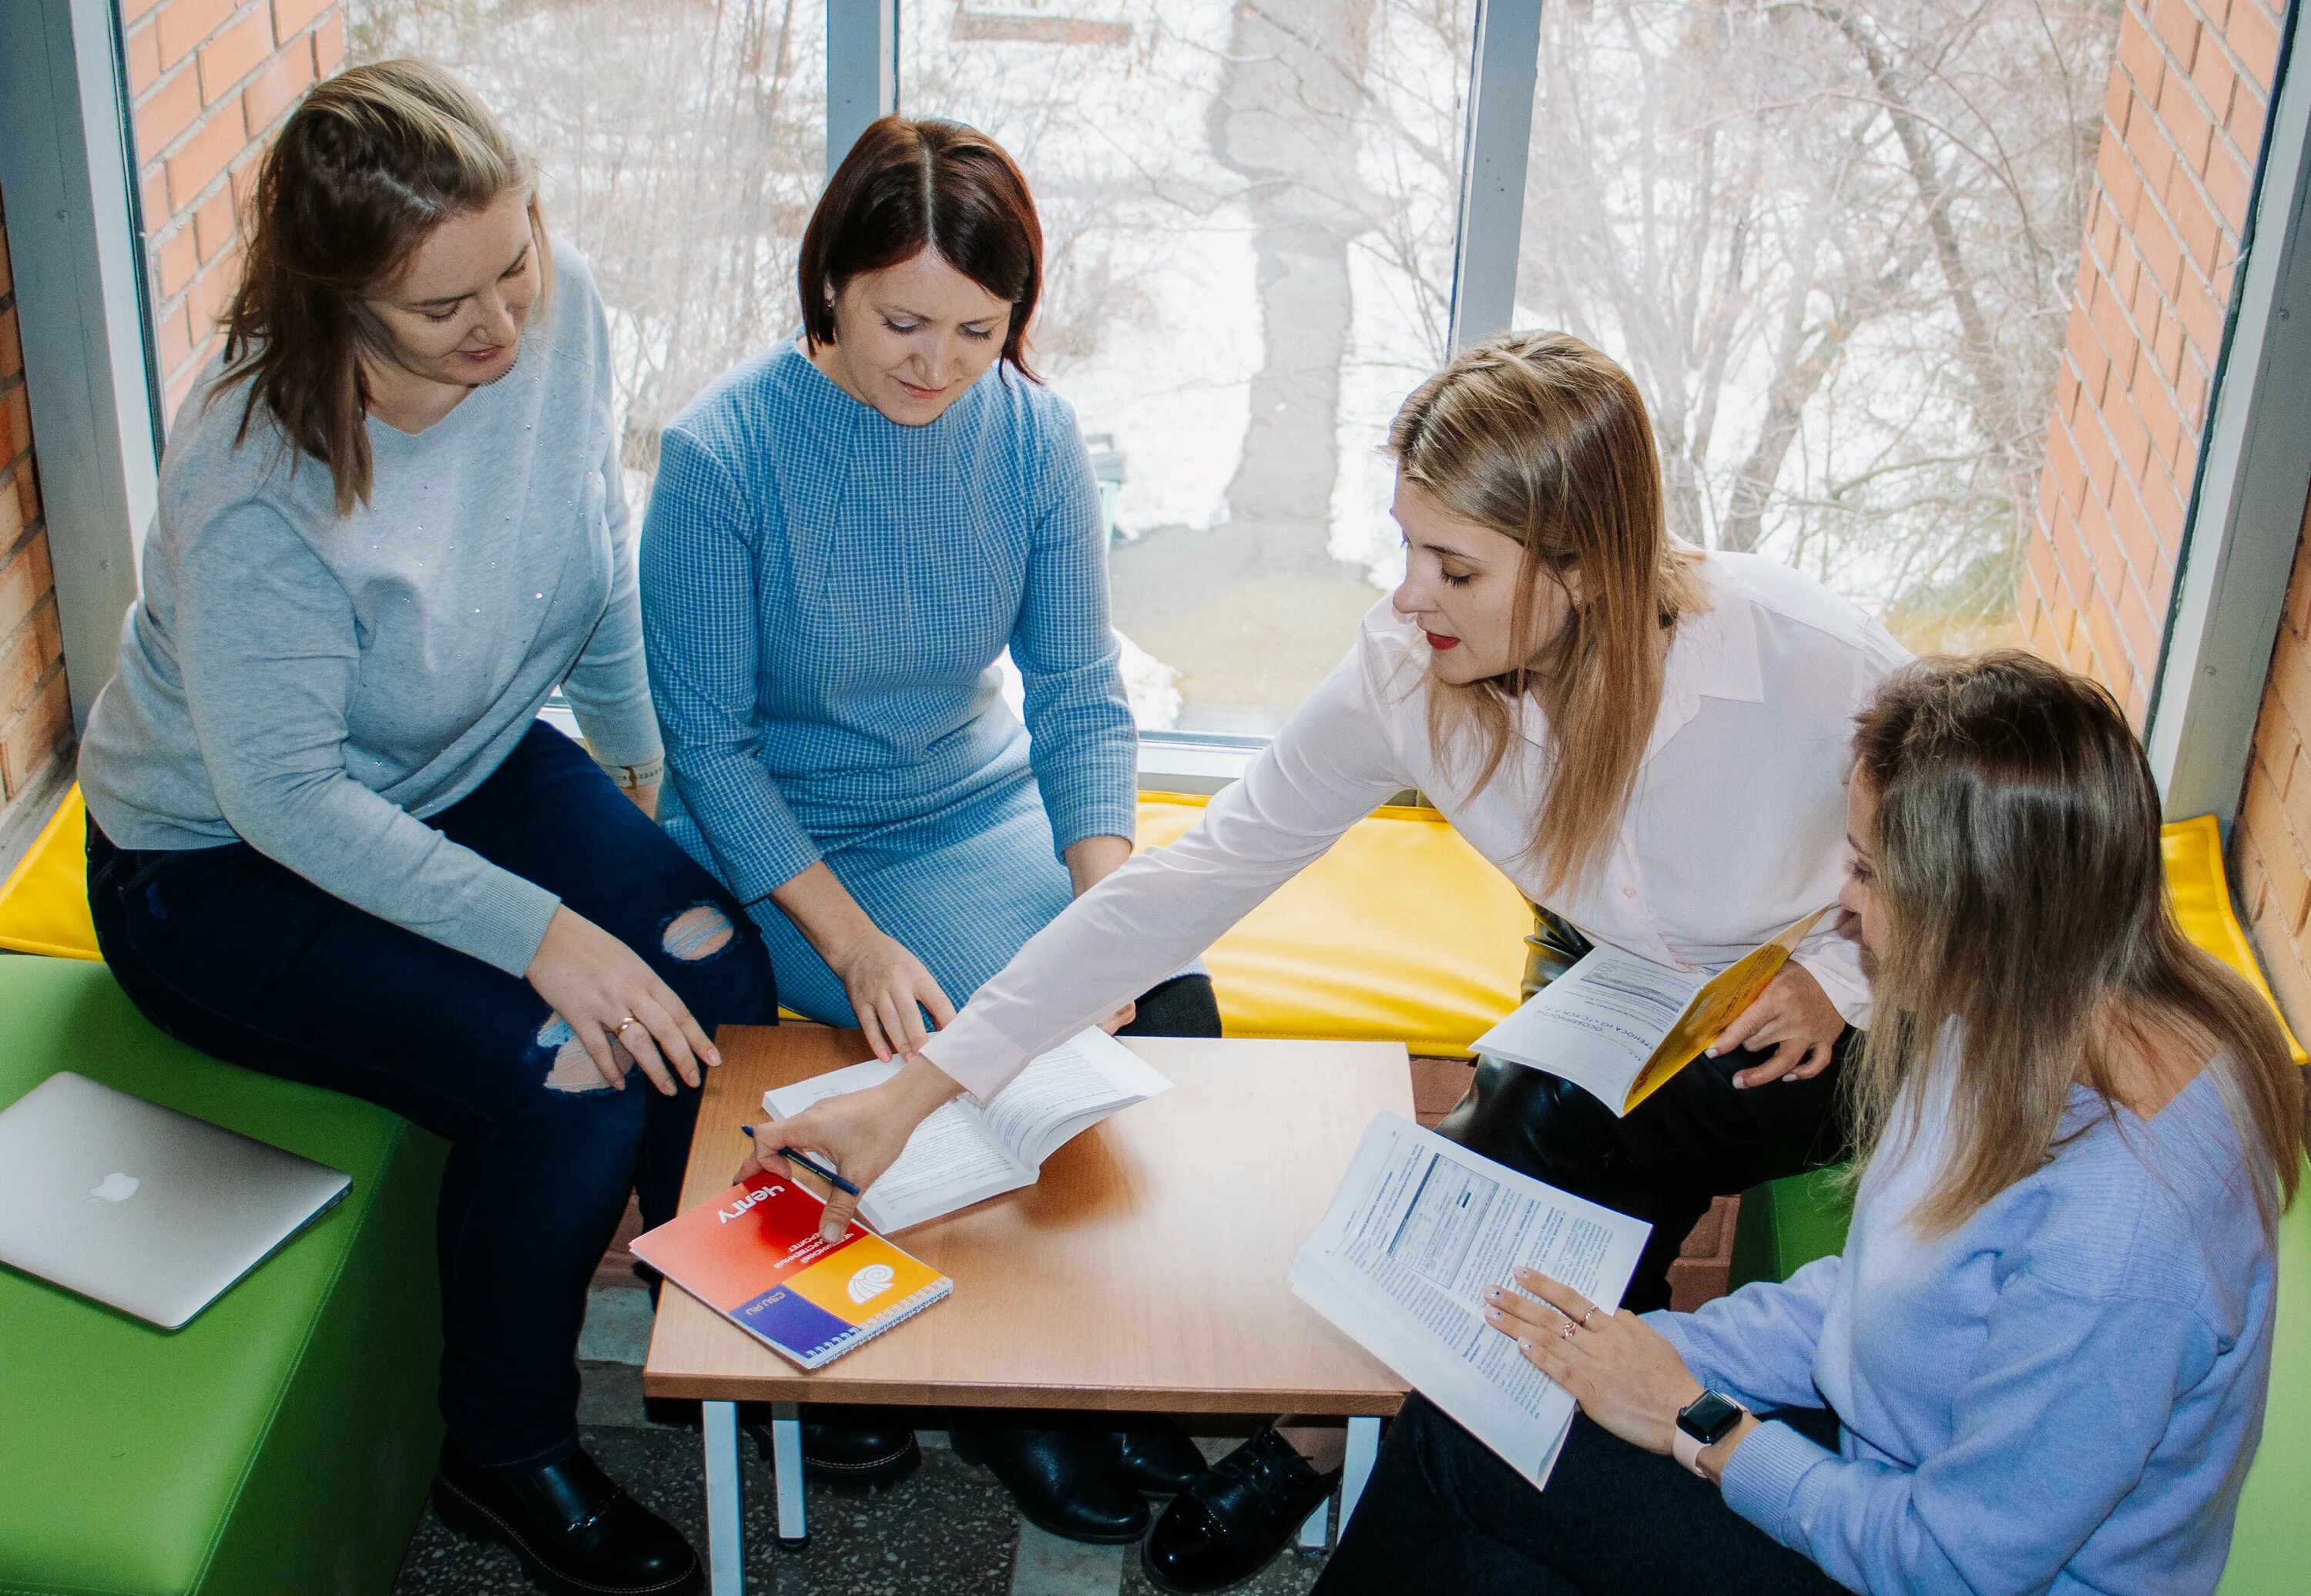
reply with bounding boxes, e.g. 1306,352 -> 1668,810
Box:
1313,1393 -> 1850,1595
87,723 -> 780,1471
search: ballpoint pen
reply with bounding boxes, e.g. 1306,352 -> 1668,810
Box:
738,1122 -> 862,1196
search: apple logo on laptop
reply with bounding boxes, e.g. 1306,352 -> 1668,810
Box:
89,1172 -> 139,1203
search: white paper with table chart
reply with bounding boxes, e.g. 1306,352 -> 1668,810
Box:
1290,1112 -> 1650,1487
760,1028 -> 1172,1233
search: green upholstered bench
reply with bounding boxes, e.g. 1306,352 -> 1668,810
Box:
0,955 -> 447,1596
1726,1159 -> 2308,1596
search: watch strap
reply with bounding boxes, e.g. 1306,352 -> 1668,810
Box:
1672,1422 -> 1711,1478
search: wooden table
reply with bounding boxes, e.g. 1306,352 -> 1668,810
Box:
644,1024 -> 1412,1593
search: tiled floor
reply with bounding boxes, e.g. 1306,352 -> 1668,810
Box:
391,1289 -> 1332,1596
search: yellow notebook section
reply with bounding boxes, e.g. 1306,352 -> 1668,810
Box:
1625,907 -> 1832,1112
3,786 -> 2298,1063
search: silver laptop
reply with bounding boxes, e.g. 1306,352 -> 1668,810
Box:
0,1071 -> 351,1329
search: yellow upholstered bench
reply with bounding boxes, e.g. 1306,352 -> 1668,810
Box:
7,788 -> 2292,1064
0,786 -> 98,962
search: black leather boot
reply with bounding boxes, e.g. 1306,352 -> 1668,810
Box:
1115,1420 -> 1207,1497
743,1407 -> 921,1494
1141,1428 -> 1340,1593
432,1443 -> 702,1596
951,1422 -> 1151,1544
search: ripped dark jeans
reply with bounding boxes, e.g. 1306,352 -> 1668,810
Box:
86,721 -> 780,1471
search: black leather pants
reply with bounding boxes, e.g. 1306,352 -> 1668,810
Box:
1432,1029 -> 1857,1312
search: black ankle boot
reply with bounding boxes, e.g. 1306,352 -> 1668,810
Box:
1142,1429 -> 1340,1593
433,1444 -> 702,1596
1115,1420 -> 1207,1497
951,1423 -> 1151,1544
743,1405 -> 922,1494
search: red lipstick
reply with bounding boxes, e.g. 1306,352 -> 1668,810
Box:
1425,632 -> 1461,651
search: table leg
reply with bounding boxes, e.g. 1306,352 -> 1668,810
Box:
702,1400 -> 744,1595
770,1401 -> 807,1547
1296,1494 -> 1330,1551
1339,1415 -> 1381,1529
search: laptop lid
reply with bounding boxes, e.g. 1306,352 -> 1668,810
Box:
0,1071 -> 351,1330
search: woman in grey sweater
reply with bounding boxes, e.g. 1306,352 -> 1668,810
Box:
76,62 -> 768,1596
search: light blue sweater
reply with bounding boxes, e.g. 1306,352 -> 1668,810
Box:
1654,1060 -> 2277,1594
79,240 -> 656,976
637,342 -> 1135,907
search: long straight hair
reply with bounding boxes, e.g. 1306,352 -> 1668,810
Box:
213,60 -> 548,516
1389,332 -> 1705,896
1847,651 -> 2305,1233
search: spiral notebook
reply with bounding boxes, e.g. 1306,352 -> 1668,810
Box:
631,1175 -> 951,1370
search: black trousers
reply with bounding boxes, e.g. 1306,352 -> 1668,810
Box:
89,723 -> 782,1470
1313,1393 -> 1852,1596
1433,1029 -> 1856,1311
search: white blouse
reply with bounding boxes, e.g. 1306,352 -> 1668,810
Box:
922,551 -> 1910,1101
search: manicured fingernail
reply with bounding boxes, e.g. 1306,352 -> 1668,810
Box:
1732,1075 -> 1749,1089
1485,1286 -> 1502,1300
1521,1340 -> 1534,1352
820,1222 -> 843,1242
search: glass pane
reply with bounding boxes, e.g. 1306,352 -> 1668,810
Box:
347,0 -> 828,508
1516,1 -> 2124,653
904,1 -> 1478,733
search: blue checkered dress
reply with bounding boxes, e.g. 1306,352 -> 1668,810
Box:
637,343 -> 1138,1024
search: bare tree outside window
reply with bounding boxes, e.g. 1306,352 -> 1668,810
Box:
1516,0 -> 2122,652
347,0 -> 2121,731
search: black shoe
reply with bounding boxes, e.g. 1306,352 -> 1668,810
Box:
432,1443 -> 702,1596
743,1407 -> 922,1494
951,1423 -> 1152,1544
1116,1420 -> 1207,1498
1141,1429 -> 1340,1593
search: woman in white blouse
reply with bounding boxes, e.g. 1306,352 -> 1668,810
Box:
755,331 -> 1909,1592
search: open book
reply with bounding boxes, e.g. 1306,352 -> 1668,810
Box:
760,1028 -> 1172,1233
1472,907 -> 1832,1116
1290,1113 -> 1649,1487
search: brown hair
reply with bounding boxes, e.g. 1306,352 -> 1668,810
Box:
1847,651 -> 2306,1234
213,59 -> 548,516
1388,331 -> 1706,896
799,117 -> 1043,378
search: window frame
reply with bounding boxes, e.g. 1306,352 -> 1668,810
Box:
7,0 -> 2303,823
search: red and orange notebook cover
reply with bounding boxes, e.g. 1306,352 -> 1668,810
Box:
631,1177 -> 951,1370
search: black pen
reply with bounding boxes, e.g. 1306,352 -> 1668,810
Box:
738,1123 -> 862,1196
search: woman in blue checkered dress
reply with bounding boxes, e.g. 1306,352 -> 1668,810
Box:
636,117 -> 1219,1541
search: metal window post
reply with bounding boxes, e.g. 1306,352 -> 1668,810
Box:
2145,11 -> 2311,824
0,0 -> 160,729
827,0 -> 900,179
1446,0 -> 1545,351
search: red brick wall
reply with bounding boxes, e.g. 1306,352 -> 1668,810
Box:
121,0 -> 344,422
2019,0 -> 2286,722
2232,486 -> 2311,1033
0,186 -> 75,817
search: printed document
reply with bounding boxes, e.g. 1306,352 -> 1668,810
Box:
1473,908 -> 1832,1115
1290,1113 -> 1649,1486
760,1028 -> 1172,1232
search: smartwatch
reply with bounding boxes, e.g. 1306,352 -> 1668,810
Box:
1673,1390 -> 1747,1479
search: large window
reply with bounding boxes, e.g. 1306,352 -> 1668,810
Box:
349,0 -> 2127,734
1516,1 -> 2123,655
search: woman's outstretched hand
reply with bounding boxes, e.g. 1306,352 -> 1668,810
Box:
1707,961 -> 1843,1088
525,905 -> 719,1095
740,1054 -> 964,1242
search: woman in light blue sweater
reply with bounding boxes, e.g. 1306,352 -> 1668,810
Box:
76,63 -> 773,1596
1318,651 -> 2305,1595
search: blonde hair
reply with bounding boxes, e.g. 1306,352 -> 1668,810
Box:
1847,651 -> 2305,1234
214,59 -> 548,516
1389,331 -> 1705,895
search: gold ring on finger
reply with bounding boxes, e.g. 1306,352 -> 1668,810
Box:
1560,1323 -> 1576,1340
614,1015 -> 638,1034
1578,1307 -> 1598,1329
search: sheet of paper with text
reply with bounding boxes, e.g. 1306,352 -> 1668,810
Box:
1290,1113 -> 1650,1487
